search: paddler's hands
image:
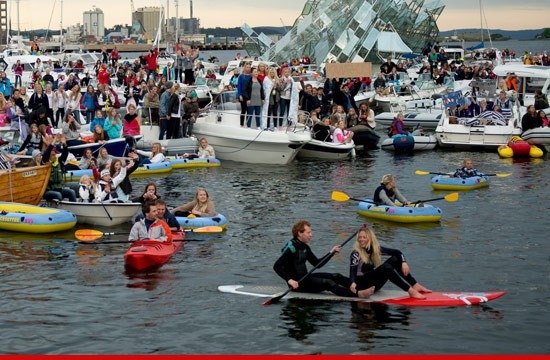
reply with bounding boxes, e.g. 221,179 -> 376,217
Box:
330,245 -> 342,254
288,279 -> 299,289
402,262 -> 410,276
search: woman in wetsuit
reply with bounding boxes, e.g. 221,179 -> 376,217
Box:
349,227 -> 430,299
273,220 -> 374,299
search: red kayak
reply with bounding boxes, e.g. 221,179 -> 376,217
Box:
124,232 -> 184,270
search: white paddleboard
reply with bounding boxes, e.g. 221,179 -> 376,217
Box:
218,285 -> 505,306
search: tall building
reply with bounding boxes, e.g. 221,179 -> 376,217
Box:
134,7 -> 161,42
167,17 -> 200,36
0,0 -> 7,45
243,0 -> 444,66
83,7 -> 105,38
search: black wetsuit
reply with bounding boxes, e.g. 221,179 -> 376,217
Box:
349,247 -> 417,292
273,237 -> 355,297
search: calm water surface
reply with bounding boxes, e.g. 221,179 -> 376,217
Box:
1,140 -> 549,354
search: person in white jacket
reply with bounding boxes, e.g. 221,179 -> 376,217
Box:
95,167 -> 127,203
133,142 -> 165,165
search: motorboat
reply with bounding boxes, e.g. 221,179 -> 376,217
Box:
56,201 -> 141,227
68,137 -> 138,158
520,127 -> 550,148
135,108 -> 199,156
375,109 -> 444,130
492,64 -> 550,111
298,139 -> 356,160
2,54 -> 59,88
192,91 -> 311,165
435,109 -> 522,149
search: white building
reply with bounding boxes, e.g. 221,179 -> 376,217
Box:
83,7 -> 105,38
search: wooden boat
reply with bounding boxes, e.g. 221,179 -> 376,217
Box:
0,164 -> 52,205
124,232 -> 185,271
0,202 -> 77,233
56,201 -> 141,226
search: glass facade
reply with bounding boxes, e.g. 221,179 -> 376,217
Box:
242,0 -> 444,66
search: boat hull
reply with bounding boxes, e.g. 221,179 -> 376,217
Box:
0,202 -> 77,233
431,175 -> 490,191
57,201 -> 141,226
519,128 -> 550,146
375,111 -> 443,130
193,111 -> 310,165
381,134 -> 437,152
0,165 -> 52,205
130,161 -> 173,176
348,125 -> 380,151
124,233 -> 184,271
435,118 -> 521,149
175,213 -> 228,229
68,137 -> 133,158
167,157 -> 221,169
357,200 -> 442,223
298,140 -> 355,160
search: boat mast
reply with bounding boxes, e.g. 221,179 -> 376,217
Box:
175,0 -> 179,48
60,0 -> 63,52
479,0 -> 484,44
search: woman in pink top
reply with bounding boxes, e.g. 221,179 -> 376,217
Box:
332,119 -> 354,144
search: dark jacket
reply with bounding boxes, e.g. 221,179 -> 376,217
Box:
244,78 -> 265,102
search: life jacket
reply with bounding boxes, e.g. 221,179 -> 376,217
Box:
373,184 -> 395,204
506,77 -> 518,92
391,118 -> 406,136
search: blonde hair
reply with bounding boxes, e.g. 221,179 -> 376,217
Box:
353,227 -> 381,267
380,174 -> 394,185
194,187 -> 210,213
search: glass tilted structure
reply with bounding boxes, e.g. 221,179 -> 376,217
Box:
242,0 -> 444,66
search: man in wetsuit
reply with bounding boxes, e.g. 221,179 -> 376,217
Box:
273,220 -> 374,298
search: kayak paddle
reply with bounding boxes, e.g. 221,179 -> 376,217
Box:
332,190 -> 458,205
262,225 -> 365,306
415,170 -> 511,177
75,226 -> 224,242
410,192 -> 459,205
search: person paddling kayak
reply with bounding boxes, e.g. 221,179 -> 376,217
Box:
273,220 -> 374,299
129,201 -> 173,242
350,226 -> 430,300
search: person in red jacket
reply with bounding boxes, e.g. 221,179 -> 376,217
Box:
144,48 -> 159,81
98,63 -> 110,85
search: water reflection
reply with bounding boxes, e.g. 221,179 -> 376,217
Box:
125,268 -> 177,291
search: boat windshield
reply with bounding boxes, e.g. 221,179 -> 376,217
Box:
213,90 -> 241,111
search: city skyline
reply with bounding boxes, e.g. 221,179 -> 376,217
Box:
8,0 -> 548,33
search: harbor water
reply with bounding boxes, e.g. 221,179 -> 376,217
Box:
1,142 -> 549,354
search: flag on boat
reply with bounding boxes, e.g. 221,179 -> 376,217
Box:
441,91 -> 465,108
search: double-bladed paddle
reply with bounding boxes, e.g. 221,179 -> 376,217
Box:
74,226 -> 223,243
415,170 -> 511,177
331,190 -> 459,205
262,225 -> 365,305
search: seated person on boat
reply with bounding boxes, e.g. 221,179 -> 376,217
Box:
390,113 -> 408,136
95,167 -> 128,203
312,118 -> 332,142
453,159 -> 484,178
109,153 -> 140,202
373,174 -> 410,206
170,187 -> 217,217
78,175 -> 96,203
129,201 -> 173,243
133,142 -> 165,165
333,120 -> 354,144
155,199 -> 181,231
42,135 -> 77,202
181,137 -> 216,159
273,220 -> 373,299
350,227 -> 430,300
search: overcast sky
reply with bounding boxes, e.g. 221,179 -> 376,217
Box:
11,0 -> 548,32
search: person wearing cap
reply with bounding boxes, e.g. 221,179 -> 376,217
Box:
95,165 -> 127,203
42,134 -> 77,202
27,149 -> 43,166
181,91 -> 199,137
129,200 -> 173,243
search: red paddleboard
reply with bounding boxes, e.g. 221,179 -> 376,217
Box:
218,285 -> 505,307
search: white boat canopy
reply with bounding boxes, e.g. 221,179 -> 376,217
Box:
376,32 -> 413,54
